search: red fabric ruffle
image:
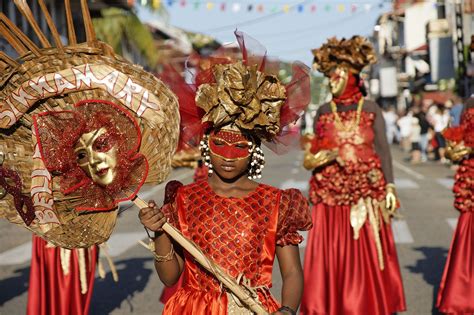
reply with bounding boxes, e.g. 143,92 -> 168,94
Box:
276,188 -> 312,246
443,126 -> 465,143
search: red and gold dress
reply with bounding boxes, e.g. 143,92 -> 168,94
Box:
436,105 -> 474,314
160,180 -> 312,314
301,101 -> 406,315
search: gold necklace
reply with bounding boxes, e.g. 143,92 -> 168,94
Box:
330,97 -> 364,132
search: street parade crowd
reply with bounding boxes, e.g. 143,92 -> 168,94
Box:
0,1 -> 472,315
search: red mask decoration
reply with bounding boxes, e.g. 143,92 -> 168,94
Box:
208,130 -> 251,160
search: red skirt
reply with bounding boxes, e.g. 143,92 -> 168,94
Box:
27,236 -> 97,315
301,203 -> 406,315
437,211 -> 474,314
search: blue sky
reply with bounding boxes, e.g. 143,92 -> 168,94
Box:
138,0 -> 391,66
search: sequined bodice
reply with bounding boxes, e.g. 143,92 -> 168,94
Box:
177,182 -> 280,291
315,111 -> 377,163
311,110 -> 386,206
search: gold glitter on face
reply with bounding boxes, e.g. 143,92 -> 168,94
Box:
329,67 -> 349,97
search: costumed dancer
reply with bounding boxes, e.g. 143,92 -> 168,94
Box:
0,1 -> 179,314
300,36 -> 406,315
436,98 -> 474,314
138,31 -> 313,314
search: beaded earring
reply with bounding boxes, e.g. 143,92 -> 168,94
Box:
247,144 -> 265,180
199,135 -> 213,176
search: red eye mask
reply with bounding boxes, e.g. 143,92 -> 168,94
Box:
208,130 -> 251,160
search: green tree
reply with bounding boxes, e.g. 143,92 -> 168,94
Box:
92,7 -> 159,68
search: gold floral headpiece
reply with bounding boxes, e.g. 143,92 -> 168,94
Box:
312,36 -> 377,76
195,61 -> 286,140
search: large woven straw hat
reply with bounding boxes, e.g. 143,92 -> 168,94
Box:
0,0 -> 179,248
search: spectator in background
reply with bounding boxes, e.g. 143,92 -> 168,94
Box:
383,106 -> 399,144
430,103 -> 450,163
413,106 -> 431,162
447,97 -> 464,127
409,115 -> 421,163
398,109 -> 414,153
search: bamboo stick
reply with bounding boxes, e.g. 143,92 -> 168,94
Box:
132,196 -> 269,314
80,0 -> 96,42
13,0 -> 51,48
64,0 -> 77,45
0,13 -> 40,56
0,23 -> 28,55
37,0 -> 63,48
0,52 -> 18,68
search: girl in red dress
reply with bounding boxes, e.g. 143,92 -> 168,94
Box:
139,32 -> 312,314
300,36 -> 406,315
436,99 -> 474,314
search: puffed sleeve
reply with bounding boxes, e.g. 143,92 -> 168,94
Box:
276,189 -> 313,246
160,180 -> 183,231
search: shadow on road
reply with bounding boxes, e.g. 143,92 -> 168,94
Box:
0,266 -> 30,306
90,257 -> 154,315
407,246 -> 448,315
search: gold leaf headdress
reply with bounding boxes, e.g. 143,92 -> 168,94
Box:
195,61 -> 286,140
312,36 -> 377,76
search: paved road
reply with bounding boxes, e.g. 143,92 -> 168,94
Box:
0,146 -> 459,314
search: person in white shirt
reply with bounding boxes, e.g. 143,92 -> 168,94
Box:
397,110 -> 414,153
382,106 -> 399,144
430,104 -> 450,163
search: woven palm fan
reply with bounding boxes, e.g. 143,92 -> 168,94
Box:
0,0 -> 180,249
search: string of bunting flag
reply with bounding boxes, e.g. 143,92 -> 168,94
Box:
136,0 -> 387,13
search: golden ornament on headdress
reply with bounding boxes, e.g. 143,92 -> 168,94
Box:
312,36 -> 377,76
196,61 -> 286,139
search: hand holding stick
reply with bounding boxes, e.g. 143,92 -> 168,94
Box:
134,196 -> 269,315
